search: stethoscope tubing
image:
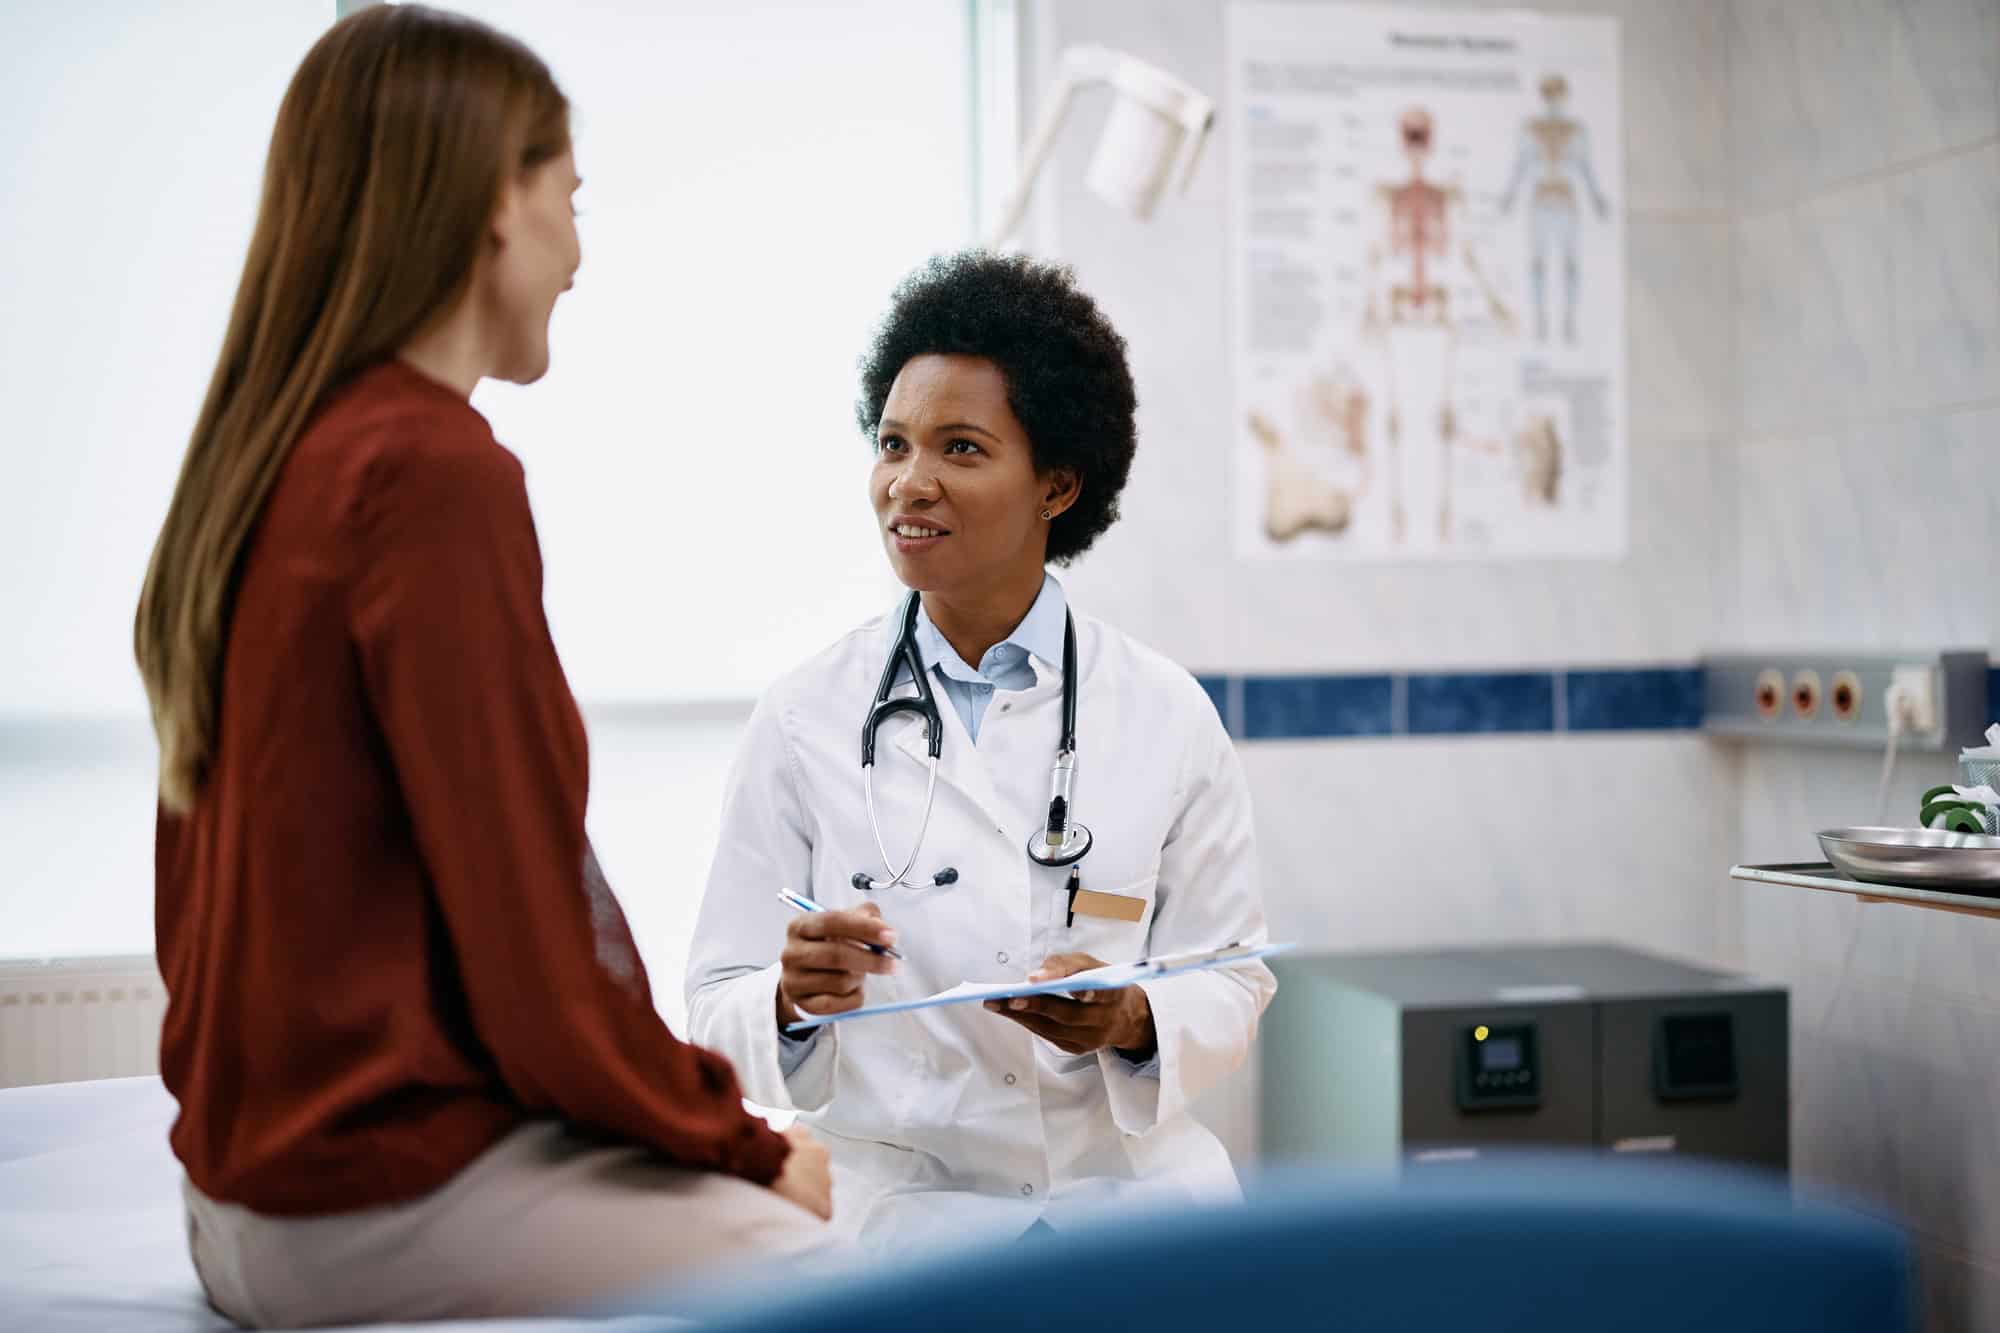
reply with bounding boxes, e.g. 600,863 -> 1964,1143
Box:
856,591 -> 1089,890
862,749 -> 941,890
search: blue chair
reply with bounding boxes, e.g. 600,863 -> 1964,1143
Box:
638,1156 -> 1911,1332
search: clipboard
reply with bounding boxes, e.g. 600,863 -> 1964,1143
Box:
783,941 -> 1294,1033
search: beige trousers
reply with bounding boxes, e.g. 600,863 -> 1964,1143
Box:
183,1121 -> 835,1328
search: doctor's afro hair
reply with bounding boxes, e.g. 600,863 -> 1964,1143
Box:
854,251 -> 1138,566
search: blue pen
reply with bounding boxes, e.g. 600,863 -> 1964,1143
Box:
776,888 -> 904,961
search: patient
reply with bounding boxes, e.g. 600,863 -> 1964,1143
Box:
131,6 -> 829,1325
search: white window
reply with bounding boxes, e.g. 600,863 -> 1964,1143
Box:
1,3 -> 331,960
0,2 -> 980,968
0,3 -> 330,722
453,0 -> 974,701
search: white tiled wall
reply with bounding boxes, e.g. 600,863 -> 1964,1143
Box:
1721,0 -> 1999,1322
1727,410 -> 1997,651
1725,0 -> 1997,214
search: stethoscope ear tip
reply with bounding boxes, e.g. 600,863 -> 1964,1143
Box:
850,871 -> 875,892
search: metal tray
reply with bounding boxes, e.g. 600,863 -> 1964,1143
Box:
1817,826 -> 2000,892
1731,863 -> 2000,916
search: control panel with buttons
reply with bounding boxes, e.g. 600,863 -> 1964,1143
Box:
1454,1021 -> 1542,1111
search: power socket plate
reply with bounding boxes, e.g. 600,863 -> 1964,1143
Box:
1703,651 -> 1987,751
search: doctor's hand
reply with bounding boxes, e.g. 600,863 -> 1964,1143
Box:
776,902 -> 899,1031
983,953 -> 1157,1060
768,1125 -> 834,1220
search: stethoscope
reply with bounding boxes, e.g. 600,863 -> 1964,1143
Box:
851,592 -> 1092,894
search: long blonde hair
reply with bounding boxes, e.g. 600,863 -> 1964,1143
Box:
134,5 -> 569,812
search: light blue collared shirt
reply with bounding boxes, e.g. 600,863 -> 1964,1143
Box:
910,574 -> 1067,744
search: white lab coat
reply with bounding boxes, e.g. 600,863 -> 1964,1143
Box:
684,604 -> 1275,1251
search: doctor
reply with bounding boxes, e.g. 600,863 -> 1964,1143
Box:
686,251 -> 1275,1249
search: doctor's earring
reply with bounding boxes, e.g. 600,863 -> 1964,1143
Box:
1040,508 -> 1054,520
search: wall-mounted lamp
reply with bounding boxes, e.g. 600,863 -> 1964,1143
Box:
987,45 -> 1215,249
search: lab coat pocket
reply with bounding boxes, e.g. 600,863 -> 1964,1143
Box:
1061,871 -> 1159,966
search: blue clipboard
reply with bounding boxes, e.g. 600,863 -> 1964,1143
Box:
783,941 -> 1294,1033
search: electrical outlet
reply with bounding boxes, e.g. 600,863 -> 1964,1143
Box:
1888,664 -> 1939,735
1703,652 -> 1986,751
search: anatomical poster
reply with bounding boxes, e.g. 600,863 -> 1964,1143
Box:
1228,3 -> 1625,561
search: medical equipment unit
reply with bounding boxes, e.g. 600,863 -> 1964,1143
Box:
853,592 -> 1092,893
1260,944 -> 1788,1172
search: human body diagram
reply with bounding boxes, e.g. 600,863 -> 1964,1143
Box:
1499,73 -> 1609,346
1243,55 -> 1620,557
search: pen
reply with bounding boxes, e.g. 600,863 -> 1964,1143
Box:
776,888 -> 904,961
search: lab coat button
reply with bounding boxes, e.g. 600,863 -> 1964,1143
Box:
1004,1073 -> 1018,1086
1021,1184 -> 1035,1197
996,951 -> 1010,964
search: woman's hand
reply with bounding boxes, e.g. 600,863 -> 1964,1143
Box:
983,953 -> 1156,1059
775,902 -> 899,1030
768,1124 -> 833,1220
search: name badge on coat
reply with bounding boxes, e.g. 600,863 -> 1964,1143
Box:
1069,887 -> 1146,922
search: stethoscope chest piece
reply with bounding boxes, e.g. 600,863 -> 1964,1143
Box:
1024,738 -> 1090,868
1028,821 -> 1092,868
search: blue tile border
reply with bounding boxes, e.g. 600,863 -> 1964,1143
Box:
1196,662 -> 1992,742
1408,672 -> 1556,735
1194,664 -> 1713,742
1566,668 -> 1706,732
1241,675 -> 1394,740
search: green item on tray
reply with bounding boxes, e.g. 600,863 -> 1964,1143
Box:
1921,793 -> 1991,835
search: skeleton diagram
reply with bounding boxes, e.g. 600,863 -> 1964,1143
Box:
1499,73 -> 1609,345
1361,106 -> 1513,546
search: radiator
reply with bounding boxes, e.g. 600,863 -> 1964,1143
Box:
0,955 -> 165,1089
